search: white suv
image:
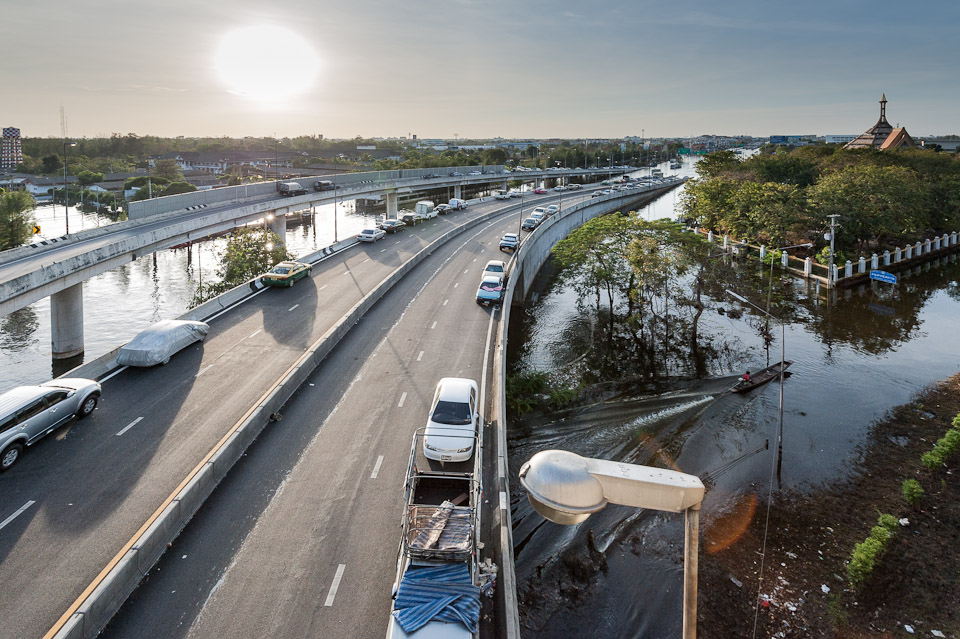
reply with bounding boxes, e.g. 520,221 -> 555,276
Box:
423,378 -> 479,462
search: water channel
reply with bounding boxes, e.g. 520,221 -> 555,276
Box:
507,163 -> 960,637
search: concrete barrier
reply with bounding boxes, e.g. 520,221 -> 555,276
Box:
48,189 -> 532,639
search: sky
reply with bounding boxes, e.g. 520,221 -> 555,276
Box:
2,0 -> 958,140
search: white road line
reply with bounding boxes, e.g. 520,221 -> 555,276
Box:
362,258 -> 370,263
464,268 -> 469,273
398,392 -> 407,407
288,304 -> 300,312
115,417 -> 144,437
370,455 -> 385,479
0,500 -> 36,531
472,258 -> 477,262
443,299 -> 449,306
247,329 -> 262,339
318,285 -> 328,291
195,364 -> 214,378
431,321 -> 437,329
454,282 -> 459,288
324,564 -> 347,607
380,248 -> 387,253
99,365 -> 129,383
417,351 -> 424,362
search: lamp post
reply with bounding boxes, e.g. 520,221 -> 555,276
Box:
520,450 -> 705,639
63,140 -> 76,234
274,137 -> 280,184
764,243 -> 813,334
726,289 -> 787,487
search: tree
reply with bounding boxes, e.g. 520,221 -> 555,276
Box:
193,227 -> 292,304
41,154 -> 61,174
77,170 -> 104,185
694,150 -> 740,178
161,181 -> 198,196
153,159 -> 184,181
0,191 -> 37,250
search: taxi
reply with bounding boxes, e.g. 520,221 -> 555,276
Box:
261,261 -> 312,287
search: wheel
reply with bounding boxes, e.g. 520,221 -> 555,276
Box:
1,442 -> 24,472
78,394 -> 99,418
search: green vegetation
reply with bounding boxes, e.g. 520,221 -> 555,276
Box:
920,413 -> 960,469
901,478 -> 923,505
846,513 -> 899,589
0,191 -> 37,251
681,146 -> 960,259
192,227 -> 292,305
505,371 -> 578,416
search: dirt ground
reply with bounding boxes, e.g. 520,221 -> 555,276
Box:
699,373 -> 960,639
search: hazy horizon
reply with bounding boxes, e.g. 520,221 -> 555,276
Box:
3,1 -> 958,140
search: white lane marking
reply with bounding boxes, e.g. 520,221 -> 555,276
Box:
288,304 -> 300,312
472,258 -> 477,262
0,501 -> 36,531
99,365 -> 129,383
324,564 -> 347,606
454,283 -> 459,288
431,321 -> 437,329
443,299 -> 449,306
195,364 -> 214,378
370,455 -> 385,479
380,248 -> 386,253
318,285 -> 328,291
362,258 -> 370,263
417,351 -> 424,362
247,329 -> 262,339
115,417 -> 144,437
463,269 -> 469,273
398,392 -> 407,407
500,491 -> 508,512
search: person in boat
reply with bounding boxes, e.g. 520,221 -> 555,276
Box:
741,370 -> 751,384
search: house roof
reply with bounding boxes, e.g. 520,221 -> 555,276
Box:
879,128 -> 918,150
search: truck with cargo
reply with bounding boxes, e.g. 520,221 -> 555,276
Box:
415,200 -> 437,219
278,181 -> 307,197
386,430 -> 485,638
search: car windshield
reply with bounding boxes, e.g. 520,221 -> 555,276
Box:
432,400 -> 472,425
486,265 -> 503,272
361,229 -> 374,234
480,282 -> 502,292
270,266 -> 291,275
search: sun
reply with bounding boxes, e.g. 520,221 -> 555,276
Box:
214,26 -> 320,101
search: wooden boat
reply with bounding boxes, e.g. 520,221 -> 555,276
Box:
732,361 -> 792,393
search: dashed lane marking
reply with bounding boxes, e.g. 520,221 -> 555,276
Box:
247,329 -> 262,339
0,501 -> 36,531
398,392 -> 407,407
370,455 -> 385,479
195,365 -> 214,378
417,351 -> 424,362
288,304 -> 300,312
116,417 -> 144,437
324,564 -> 347,607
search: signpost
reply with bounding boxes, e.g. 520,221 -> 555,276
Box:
870,270 -> 897,284
33,225 -> 41,235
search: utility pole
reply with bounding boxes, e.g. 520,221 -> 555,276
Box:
826,214 -> 841,287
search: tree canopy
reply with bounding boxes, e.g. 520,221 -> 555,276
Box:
0,191 -> 37,251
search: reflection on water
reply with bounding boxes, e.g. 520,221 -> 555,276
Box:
0,200 -> 377,389
509,161 -> 960,638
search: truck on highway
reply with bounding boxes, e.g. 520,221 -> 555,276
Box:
415,200 -> 437,219
386,430 -> 484,638
278,181 -> 307,197
313,180 -> 337,192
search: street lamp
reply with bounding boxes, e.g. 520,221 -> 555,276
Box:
63,140 -> 76,234
726,289 -> 788,487
520,450 -> 705,639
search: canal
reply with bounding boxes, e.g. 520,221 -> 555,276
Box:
507,160 -> 960,637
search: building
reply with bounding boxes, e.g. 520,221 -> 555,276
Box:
844,94 -> 917,150
825,135 -> 856,144
1,127 -> 24,171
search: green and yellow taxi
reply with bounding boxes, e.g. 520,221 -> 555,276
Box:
261,261 -> 312,287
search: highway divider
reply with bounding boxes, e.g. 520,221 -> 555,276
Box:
45,194 -> 533,639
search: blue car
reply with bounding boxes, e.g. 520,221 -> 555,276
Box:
476,275 -> 504,306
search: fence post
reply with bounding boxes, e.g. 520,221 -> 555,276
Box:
934,236 -> 941,250
723,235 -> 729,250
895,247 -> 902,262
707,230 -> 714,243
871,254 -> 878,270
952,232 -> 957,246
844,260 -> 853,278
906,244 -> 913,259
924,238 -> 932,254
858,256 -> 866,273
804,257 -> 812,277
781,251 -> 789,268
760,245 -> 766,260
883,250 -> 890,266
916,241 -> 923,256
832,263 -> 839,283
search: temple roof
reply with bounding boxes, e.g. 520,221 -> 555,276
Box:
845,94 -> 916,150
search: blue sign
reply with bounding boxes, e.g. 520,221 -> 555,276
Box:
870,270 -> 897,284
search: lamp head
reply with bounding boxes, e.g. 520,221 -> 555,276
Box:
519,450 -> 607,525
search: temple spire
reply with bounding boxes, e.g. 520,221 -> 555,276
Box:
880,93 -> 887,120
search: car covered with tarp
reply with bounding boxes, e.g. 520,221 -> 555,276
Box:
116,319 -> 209,367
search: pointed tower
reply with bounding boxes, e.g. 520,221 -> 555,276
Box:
845,93 -> 916,149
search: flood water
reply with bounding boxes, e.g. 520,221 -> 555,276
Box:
508,160 -> 960,638
0,198 -> 376,389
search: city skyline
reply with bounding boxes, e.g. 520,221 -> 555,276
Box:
3,0 -> 958,139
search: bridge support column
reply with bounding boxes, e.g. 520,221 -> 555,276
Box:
385,192 -> 398,218
51,283 -> 84,359
453,185 -> 462,200
269,213 -> 286,247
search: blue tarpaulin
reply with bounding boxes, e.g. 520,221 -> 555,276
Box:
392,564 -> 480,634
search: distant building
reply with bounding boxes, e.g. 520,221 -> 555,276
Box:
825,135 -> 856,144
844,94 -> 917,150
1,127 -> 24,170
768,135 -> 816,146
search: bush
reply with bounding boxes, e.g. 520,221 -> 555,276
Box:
920,419 -> 960,470
847,512 -> 897,589
901,478 -> 924,506
506,371 -> 550,416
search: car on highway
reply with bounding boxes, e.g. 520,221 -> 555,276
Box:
378,219 -> 405,233
423,377 -> 480,462
529,212 -> 544,225
434,204 -> 451,215
521,217 -> 538,231
532,206 -> 547,217
468,171 -> 482,176
448,198 -> 468,210
261,261 -> 313,287
449,171 -> 464,177
494,191 -> 511,200
533,187 -> 548,194
482,260 -> 506,277
499,233 -> 519,251
475,274 -> 504,306
357,227 -> 386,243
554,185 -> 567,191
546,204 -> 560,215
117,319 -> 210,367
567,183 -> 583,190
591,191 -> 604,198
400,210 -> 424,225
1,378 -> 101,472
508,190 -> 523,198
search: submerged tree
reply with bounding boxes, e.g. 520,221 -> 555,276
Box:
0,191 -> 37,251
193,227 -> 292,305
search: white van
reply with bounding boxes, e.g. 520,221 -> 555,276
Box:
448,198 -> 468,210
415,200 -> 437,219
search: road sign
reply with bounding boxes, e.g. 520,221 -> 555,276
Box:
870,270 -> 897,284
32,225 -> 41,235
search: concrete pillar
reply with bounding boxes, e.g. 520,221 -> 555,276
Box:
781,251 -> 789,268
759,245 -> 767,260
906,244 -> 913,259
924,238 -> 931,254
934,236 -> 941,250
916,241 -> 923,256
385,192 -> 398,218
883,250 -> 890,266
502,180 -> 508,191
453,185 -> 462,200
51,283 -> 84,359
707,230 -> 713,243
831,264 -> 839,283
844,260 -> 853,278
803,257 -> 812,277
723,235 -> 729,250
858,256 -> 866,273
895,247 -> 901,262
269,213 -> 286,247
871,254 -> 878,270
951,232 -> 957,246
942,233 -> 949,248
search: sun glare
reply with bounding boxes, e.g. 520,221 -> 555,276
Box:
214,26 -> 320,101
